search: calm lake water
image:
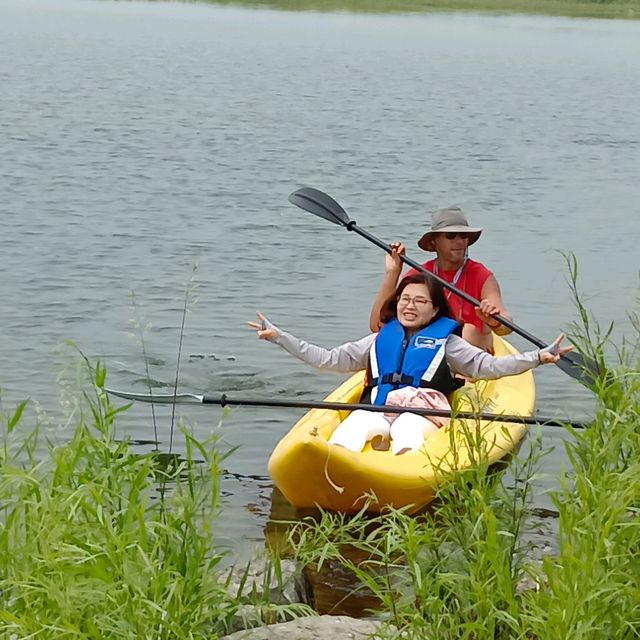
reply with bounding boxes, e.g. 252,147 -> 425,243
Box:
1,0 -> 639,561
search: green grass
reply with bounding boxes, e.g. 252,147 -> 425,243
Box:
188,0 -> 640,20
286,389 -> 640,637
1,257 -> 639,637
283,259 -> 640,638
0,359 -> 310,639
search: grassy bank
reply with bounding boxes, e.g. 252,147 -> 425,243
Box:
0,361 -> 308,638
286,271 -> 640,638
1,265 -> 639,637
197,0 -> 640,20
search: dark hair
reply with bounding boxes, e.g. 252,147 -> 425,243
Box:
379,273 -> 455,326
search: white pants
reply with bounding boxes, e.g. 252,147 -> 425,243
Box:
328,409 -> 440,455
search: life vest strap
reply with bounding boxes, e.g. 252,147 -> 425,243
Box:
369,373 -> 465,393
368,373 -> 416,388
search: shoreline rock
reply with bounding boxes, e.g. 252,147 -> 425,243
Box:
220,614 -> 390,640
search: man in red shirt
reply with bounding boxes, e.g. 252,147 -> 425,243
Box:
369,206 -> 512,352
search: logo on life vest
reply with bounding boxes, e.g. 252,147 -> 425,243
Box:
414,336 -> 437,349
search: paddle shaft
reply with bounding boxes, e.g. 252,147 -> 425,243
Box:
348,220 -> 599,384
105,388 -> 587,429
209,395 -> 586,428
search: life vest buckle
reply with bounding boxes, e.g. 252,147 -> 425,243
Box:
380,372 -> 413,387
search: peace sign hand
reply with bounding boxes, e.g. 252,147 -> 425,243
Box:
538,333 -> 574,364
247,311 -> 278,341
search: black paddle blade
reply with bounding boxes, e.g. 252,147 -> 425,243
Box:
556,350 -> 600,387
288,187 -> 350,227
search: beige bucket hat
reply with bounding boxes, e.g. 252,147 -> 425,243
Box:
417,206 -> 483,252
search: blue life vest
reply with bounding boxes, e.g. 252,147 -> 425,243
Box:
365,317 -> 462,405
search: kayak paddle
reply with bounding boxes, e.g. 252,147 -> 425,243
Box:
288,186 -> 598,388
105,387 -> 589,429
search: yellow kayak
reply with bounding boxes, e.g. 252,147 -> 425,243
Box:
268,335 -> 535,514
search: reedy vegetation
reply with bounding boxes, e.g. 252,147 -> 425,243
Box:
195,0 -> 640,20
0,361 -> 310,638
0,260 -> 638,638
288,262 -> 640,639
0,269 -> 310,639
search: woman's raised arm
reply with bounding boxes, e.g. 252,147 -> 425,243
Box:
248,311 -> 375,373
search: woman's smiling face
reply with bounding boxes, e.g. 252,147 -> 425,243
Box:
396,282 -> 438,330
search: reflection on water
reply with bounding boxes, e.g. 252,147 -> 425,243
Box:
302,553 -> 384,617
264,486 -> 319,556
264,478 -> 560,617
264,487 -> 384,616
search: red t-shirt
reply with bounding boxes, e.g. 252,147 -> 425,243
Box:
405,258 -> 492,332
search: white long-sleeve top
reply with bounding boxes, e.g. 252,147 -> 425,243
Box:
263,317 -> 552,381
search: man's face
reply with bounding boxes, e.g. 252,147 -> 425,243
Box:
432,232 -> 470,264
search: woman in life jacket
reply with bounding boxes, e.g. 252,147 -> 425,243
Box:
248,274 -> 572,455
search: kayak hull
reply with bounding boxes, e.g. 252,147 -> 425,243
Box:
268,336 -> 535,514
